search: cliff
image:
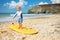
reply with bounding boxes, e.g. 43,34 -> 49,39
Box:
28,4 -> 60,14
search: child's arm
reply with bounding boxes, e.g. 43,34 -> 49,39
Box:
13,14 -> 17,18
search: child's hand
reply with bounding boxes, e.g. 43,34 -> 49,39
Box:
12,17 -> 14,19
13,18 -> 14,19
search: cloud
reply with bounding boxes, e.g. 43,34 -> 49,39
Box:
9,1 -> 17,8
51,0 -> 60,4
38,2 -> 48,5
4,0 -> 27,8
29,2 -> 48,8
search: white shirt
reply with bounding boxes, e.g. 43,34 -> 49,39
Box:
14,11 -> 22,18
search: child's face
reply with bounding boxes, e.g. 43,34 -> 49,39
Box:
16,6 -> 21,11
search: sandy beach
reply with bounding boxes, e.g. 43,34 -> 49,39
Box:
0,15 -> 60,40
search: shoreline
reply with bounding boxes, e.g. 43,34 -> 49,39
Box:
0,14 -> 59,23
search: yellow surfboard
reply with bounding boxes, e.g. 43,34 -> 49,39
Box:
10,24 -> 38,34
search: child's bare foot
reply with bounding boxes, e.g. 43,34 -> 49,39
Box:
18,27 -> 23,29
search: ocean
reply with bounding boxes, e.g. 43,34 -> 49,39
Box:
0,13 -> 56,22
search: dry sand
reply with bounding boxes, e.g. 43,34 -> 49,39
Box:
0,15 -> 60,40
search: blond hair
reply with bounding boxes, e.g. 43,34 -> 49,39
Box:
16,5 -> 21,10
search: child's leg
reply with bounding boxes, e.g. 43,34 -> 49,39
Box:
18,17 -> 23,29
18,22 -> 22,29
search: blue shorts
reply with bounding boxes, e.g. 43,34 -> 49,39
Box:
18,18 -> 23,23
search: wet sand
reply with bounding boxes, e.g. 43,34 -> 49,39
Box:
0,15 -> 60,40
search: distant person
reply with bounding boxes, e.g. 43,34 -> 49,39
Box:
13,5 -> 23,29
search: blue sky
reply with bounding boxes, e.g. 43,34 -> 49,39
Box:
0,0 -> 60,13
